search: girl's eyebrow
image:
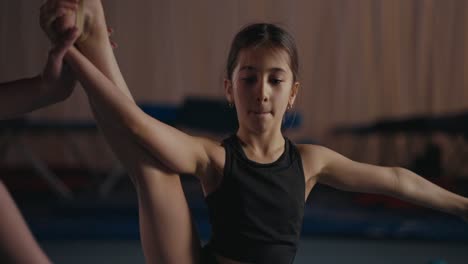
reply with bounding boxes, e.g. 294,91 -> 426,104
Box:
239,66 -> 287,73
239,66 -> 256,72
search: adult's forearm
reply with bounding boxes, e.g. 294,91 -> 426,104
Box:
0,75 -> 72,119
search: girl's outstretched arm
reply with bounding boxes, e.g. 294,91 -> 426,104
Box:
302,145 -> 468,219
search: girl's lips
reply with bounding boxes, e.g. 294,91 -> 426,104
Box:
250,110 -> 271,116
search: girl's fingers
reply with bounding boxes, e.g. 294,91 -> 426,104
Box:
40,0 -> 78,28
55,7 -> 71,18
42,0 -> 78,12
52,1 -> 78,13
58,1 -> 79,10
50,4 -> 77,19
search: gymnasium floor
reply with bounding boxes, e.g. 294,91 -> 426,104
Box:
4,170 -> 468,263
41,238 -> 468,264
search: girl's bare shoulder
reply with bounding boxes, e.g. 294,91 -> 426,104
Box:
296,143 -> 330,181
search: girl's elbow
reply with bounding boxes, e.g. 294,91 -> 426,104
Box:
121,108 -> 147,136
127,119 -> 145,139
388,166 -> 421,198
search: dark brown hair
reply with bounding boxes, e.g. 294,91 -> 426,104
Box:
226,23 -> 299,82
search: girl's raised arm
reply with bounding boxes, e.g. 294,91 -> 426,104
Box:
40,3 -> 203,262
64,44 -> 213,177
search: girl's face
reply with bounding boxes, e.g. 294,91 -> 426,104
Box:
225,46 -> 299,134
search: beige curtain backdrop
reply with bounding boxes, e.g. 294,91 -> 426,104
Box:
1,0 -> 467,166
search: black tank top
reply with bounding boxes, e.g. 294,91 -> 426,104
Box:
205,135 -> 306,264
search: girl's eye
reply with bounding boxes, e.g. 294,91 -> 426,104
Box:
270,78 -> 284,85
241,77 -> 257,84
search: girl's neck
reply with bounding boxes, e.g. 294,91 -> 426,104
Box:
236,127 -> 285,157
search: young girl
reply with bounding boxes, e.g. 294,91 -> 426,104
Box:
47,1 -> 468,264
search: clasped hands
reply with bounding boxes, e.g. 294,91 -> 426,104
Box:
39,0 -> 116,93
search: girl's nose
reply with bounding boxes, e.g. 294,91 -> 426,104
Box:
256,96 -> 268,103
256,79 -> 269,103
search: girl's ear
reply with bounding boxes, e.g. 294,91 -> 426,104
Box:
289,82 -> 300,106
224,78 -> 234,104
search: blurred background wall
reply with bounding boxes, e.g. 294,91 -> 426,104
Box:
2,0 -> 467,136
1,0 -> 468,206
1,1 -> 468,263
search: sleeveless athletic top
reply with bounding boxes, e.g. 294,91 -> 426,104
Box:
205,135 -> 306,264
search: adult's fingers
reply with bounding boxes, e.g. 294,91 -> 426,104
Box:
49,27 -> 80,62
